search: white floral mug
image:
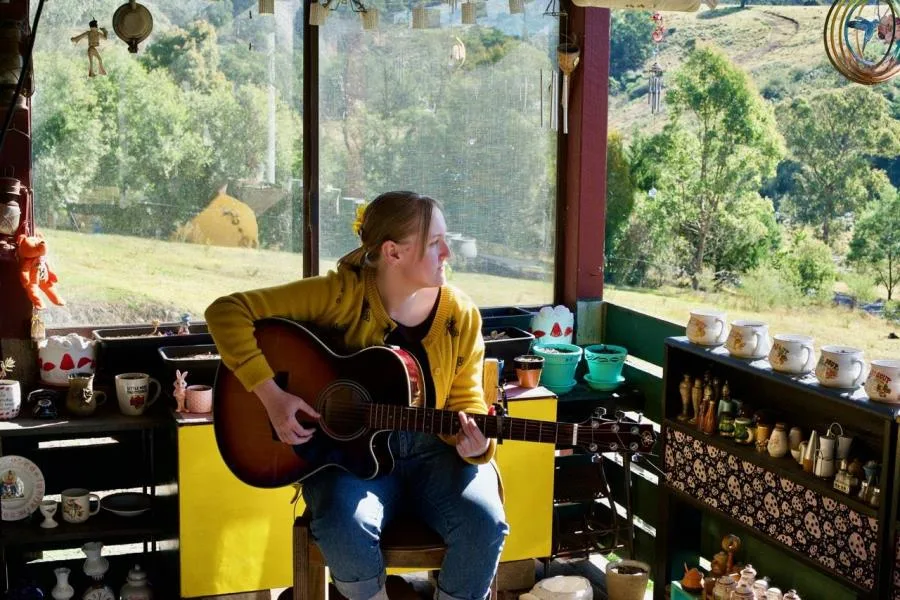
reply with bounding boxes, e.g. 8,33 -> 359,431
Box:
725,320 -> 771,359
815,346 -> 866,389
686,310 -> 727,346
768,334 -> 816,374
864,359 -> 900,403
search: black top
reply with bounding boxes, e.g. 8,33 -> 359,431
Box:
385,295 -> 440,408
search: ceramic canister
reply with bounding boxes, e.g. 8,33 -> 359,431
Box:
37,333 -> 98,387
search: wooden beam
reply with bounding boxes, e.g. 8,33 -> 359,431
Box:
557,4 -> 610,308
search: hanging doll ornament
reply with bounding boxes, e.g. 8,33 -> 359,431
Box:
825,0 -> 900,84
70,19 -> 108,77
556,36 -> 581,134
647,12 -> 665,114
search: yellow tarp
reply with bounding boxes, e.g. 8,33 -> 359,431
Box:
174,191 -> 260,249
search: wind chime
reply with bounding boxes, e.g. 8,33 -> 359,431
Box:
824,0 -> 900,84
647,11 -> 665,114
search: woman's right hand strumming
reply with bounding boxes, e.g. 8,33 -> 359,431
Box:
253,379 -> 321,445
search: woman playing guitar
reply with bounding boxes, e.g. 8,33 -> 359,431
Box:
205,191 -> 507,600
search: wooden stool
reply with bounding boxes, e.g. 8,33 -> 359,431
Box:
291,512 -> 498,600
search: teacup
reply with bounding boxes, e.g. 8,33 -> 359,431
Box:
686,310 -> 727,346
725,321 -> 771,359
864,359 -> 900,403
115,372 -> 161,416
768,334 -> 816,374
61,488 -> 100,523
815,346 -> 866,389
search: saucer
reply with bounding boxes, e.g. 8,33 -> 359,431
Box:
544,380 -> 577,395
101,492 -> 152,517
584,373 -> 625,391
0,455 -> 45,521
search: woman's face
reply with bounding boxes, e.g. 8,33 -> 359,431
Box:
395,208 -> 451,288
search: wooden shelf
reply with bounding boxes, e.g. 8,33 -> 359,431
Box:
665,418 -> 878,517
0,403 -> 172,437
664,484 -> 869,596
1,494 -> 177,548
666,336 -> 900,421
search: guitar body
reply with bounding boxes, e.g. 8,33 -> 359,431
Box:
213,318 -> 425,488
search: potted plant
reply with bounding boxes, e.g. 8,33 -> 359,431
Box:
0,357 -> 21,420
605,559 -> 650,600
532,343 -> 583,394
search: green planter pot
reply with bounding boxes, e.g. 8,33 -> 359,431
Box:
583,344 -> 627,382
533,343 -> 583,392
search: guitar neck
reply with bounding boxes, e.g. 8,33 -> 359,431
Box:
367,404 -> 573,445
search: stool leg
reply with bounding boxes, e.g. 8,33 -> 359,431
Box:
296,521 -> 328,600
489,575 -> 498,600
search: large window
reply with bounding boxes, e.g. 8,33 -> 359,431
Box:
32,0 -> 303,327
604,4 -> 900,361
316,1 -> 558,307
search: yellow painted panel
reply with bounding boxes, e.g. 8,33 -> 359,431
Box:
178,395 -> 555,596
495,397 -> 557,562
178,425 -> 300,598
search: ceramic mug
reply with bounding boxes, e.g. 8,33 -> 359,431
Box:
725,320 -> 772,359
61,488 -> 100,523
115,373 -> 161,416
0,379 -> 21,420
864,359 -> 900,403
686,310 -> 727,346
768,334 -> 816,374
185,384 -> 213,413
815,346 -> 866,389
66,372 -> 106,417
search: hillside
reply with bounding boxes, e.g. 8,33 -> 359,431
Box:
608,5 -> 876,137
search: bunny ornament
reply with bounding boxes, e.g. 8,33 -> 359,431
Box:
173,370 -> 188,413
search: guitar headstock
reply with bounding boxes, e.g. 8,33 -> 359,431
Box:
575,409 -> 657,455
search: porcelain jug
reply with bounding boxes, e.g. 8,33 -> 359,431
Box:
38,333 -> 98,387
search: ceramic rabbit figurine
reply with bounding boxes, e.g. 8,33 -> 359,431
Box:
174,370 -> 188,413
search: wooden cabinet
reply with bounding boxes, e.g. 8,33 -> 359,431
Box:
0,404 -> 178,596
655,336 -> 899,600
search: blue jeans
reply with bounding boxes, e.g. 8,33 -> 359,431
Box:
301,431 -> 509,600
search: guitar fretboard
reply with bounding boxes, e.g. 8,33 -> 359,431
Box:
367,404 -> 582,445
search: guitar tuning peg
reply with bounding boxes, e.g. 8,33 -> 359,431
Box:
592,407 -> 607,419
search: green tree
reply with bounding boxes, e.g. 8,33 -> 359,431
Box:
848,182 -> 900,300
655,46 -> 784,287
610,11 -> 654,84
605,131 -> 636,275
140,21 -> 227,92
778,87 -> 900,245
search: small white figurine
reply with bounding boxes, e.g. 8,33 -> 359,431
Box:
174,370 -> 188,413
71,19 -> 108,77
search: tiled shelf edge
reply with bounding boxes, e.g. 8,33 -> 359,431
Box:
664,424 -> 878,592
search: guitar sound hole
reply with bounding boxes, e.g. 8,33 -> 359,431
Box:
319,382 -> 369,440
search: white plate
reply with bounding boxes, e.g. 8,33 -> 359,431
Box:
0,455 -> 45,521
101,492 -> 152,517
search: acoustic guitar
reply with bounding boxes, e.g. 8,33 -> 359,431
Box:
213,317 -> 657,488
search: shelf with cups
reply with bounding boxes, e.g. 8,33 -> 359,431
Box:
0,492 -> 177,547
655,335 -> 899,600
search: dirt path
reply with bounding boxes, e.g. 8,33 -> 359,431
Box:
736,9 -> 801,62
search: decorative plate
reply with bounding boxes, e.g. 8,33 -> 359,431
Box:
101,492 -> 151,517
0,455 -> 45,521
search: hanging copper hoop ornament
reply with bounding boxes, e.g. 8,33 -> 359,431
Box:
824,0 -> 900,84
113,0 -> 154,54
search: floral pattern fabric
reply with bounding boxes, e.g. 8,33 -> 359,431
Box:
664,427 -> 877,591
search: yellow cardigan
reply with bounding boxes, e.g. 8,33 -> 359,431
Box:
204,264 -> 495,464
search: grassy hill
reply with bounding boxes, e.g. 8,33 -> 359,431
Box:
608,5 -> 887,138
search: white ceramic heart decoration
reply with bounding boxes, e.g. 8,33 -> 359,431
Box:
531,305 -> 574,345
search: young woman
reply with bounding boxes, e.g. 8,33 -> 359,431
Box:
205,191 -> 508,600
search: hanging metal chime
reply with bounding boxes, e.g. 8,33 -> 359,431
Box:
648,61 -> 663,114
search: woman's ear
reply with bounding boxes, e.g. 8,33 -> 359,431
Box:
380,240 -> 404,264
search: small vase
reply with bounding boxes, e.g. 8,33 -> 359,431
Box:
82,541 -> 108,579
52,567 -> 74,600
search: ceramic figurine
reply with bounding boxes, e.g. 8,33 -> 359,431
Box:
119,565 -> 153,600
51,567 -> 74,600
691,377 -> 703,426
177,313 -> 191,335
70,19 -> 108,77
701,387 -> 718,435
173,370 -> 188,413
717,381 -> 733,416
767,423 -> 789,458
678,374 -> 692,421
782,591 -> 801,600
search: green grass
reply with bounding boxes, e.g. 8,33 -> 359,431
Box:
40,230 -> 898,361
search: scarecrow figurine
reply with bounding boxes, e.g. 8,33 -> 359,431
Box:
71,19 -> 108,77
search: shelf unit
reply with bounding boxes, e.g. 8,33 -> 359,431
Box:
655,336 -> 900,600
0,400 -> 178,597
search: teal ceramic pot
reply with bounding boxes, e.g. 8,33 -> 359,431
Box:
583,344 -> 627,382
533,343 -> 583,388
